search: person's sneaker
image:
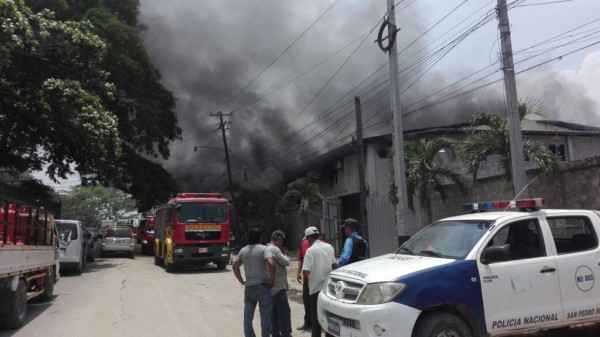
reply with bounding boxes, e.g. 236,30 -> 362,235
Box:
296,324 -> 311,331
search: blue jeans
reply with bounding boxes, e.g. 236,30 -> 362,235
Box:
244,284 -> 273,337
271,289 -> 292,337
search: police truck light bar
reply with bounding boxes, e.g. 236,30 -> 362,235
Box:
463,198 -> 546,211
176,193 -> 223,199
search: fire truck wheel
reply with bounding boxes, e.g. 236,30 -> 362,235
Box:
164,253 -> 175,272
3,280 -> 27,329
216,261 -> 227,270
39,269 -> 54,301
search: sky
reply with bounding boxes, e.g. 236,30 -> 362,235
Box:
38,0 -> 600,191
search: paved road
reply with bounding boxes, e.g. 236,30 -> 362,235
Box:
2,254 -> 599,337
0,255 -> 306,337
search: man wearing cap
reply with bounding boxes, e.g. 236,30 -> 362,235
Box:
337,218 -> 368,268
302,226 -> 335,337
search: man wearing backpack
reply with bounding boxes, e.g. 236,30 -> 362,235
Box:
337,218 -> 368,268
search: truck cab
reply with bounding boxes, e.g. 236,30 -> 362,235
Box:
137,215 -> 156,255
317,198 -> 600,337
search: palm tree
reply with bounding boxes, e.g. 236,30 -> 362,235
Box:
459,100 -> 559,181
404,138 -> 468,224
282,172 -> 324,227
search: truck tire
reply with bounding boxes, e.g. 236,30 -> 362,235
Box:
39,269 -> 54,301
216,260 -> 227,270
74,257 -> 83,275
413,312 -> 472,337
3,280 -> 27,329
164,253 -> 175,272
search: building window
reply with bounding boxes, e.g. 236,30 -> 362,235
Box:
548,144 -> 566,161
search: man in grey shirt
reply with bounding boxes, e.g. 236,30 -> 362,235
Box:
233,229 -> 276,337
267,230 -> 292,337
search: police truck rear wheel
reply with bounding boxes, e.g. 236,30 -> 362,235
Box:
3,280 -> 27,329
413,312 -> 472,337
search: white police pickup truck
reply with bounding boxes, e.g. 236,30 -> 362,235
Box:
318,198 -> 600,337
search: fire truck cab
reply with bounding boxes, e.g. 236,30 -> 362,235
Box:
154,193 -> 232,272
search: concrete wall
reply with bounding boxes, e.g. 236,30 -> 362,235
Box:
570,136 -> 600,161
428,156 -> 600,224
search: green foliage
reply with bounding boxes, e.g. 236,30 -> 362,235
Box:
459,104 -> 558,181
0,0 -> 121,178
0,170 -> 58,202
282,172 -> 323,211
282,172 -> 323,227
405,138 -> 467,224
60,185 -> 136,228
388,139 -> 467,224
2,0 -> 182,210
97,146 -> 181,212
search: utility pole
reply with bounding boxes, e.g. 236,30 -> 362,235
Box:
210,111 -> 236,206
354,97 -> 368,228
497,0 -> 530,198
386,0 -> 410,244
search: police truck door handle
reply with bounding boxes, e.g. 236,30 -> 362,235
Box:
540,267 -> 556,273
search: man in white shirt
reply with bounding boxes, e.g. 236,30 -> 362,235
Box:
302,226 -> 335,337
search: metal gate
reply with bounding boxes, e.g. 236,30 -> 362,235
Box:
322,199 -> 342,255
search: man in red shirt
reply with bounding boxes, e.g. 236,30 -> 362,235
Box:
296,235 -> 311,331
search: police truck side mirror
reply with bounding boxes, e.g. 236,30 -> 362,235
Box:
480,244 -> 511,264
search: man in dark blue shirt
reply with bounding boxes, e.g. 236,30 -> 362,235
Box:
337,218 -> 368,267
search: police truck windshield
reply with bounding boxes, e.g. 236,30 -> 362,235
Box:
176,202 -> 227,223
396,220 -> 491,259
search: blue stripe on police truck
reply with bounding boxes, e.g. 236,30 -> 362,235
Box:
395,260 -> 487,333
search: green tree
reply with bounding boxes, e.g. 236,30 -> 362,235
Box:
60,185 -> 136,229
389,139 -> 467,224
32,0 -> 183,206
0,0 -> 121,179
2,0 -> 182,208
405,138 -> 467,224
282,172 -> 323,228
459,101 -> 558,181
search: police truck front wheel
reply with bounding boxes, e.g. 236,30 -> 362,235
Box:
413,312 -> 472,337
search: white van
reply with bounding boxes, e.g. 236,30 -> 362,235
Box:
55,219 -> 87,274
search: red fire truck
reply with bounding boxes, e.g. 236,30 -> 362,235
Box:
154,193 -> 232,272
137,215 -> 156,255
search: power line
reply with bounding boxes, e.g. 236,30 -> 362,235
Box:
209,0 -> 344,115
516,0 -> 575,7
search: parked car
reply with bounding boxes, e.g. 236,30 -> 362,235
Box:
101,226 -> 135,258
55,219 -> 86,274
